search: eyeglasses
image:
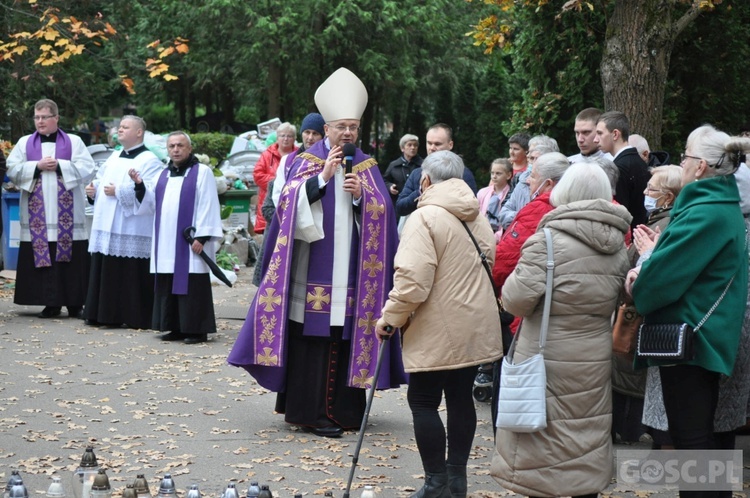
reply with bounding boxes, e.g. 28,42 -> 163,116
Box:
332,125 -> 360,133
277,134 -> 295,139
645,186 -> 663,193
680,153 -> 702,163
33,115 -> 56,121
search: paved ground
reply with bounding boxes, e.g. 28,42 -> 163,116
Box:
0,268 -> 747,497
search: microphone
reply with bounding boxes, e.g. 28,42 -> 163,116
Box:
342,143 -> 356,175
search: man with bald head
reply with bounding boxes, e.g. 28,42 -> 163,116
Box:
84,115 -> 164,328
396,123 -> 477,218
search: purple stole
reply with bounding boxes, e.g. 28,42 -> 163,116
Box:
25,130 -> 74,267
154,160 -> 199,295
228,140 -> 405,392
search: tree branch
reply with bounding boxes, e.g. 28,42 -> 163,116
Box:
672,0 -> 703,41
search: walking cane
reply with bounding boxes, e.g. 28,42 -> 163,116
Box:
342,330 -> 392,498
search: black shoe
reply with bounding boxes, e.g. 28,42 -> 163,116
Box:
411,472 -> 451,498
38,306 -> 62,318
183,335 -> 208,344
447,465 -> 467,498
304,425 -> 344,438
161,331 -> 186,341
67,307 -> 84,319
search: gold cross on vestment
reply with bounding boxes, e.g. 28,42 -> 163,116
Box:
274,234 -> 288,252
357,311 -> 377,335
258,288 -> 282,312
363,254 -> 383,277
306,286 -> 331,311
365,197 -> 385,220
257,347 -> 279,366
352,368 -> 374,389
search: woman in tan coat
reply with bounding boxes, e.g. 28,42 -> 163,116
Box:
491,162 -> 631,498
377,151 -> 503,498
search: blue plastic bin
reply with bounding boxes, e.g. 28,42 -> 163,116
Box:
2,191 -> 21,271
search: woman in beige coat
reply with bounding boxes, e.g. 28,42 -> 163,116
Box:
377,151 -> 503,498
491,162 -> 631,498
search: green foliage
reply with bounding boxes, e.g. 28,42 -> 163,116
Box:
215,250 -> 240,271
499,2 -> 606,154
140,102 -> 180,134
662,0 -> 750,157
190,133 -> 235,161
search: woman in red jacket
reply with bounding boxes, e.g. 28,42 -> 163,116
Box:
253,122 -> 298,234
492,152 -> 570,291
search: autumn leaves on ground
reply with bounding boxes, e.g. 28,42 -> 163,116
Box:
0,270 -> 508,497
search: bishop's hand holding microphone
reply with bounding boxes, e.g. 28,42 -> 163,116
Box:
341,142 -> 361,200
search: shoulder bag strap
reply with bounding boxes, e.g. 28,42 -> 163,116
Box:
460,220 -> 501,314
539,228 -> 555,353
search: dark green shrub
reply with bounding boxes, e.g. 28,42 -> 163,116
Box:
191,133 -> 236,162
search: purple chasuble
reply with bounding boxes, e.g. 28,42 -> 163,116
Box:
228,140 -> 406,392
154,160 -> 199,295
25,130 -> 74,267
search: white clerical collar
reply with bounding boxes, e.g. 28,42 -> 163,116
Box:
124,142 -> 145,154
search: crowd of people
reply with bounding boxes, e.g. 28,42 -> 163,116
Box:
7,74 -> 750,498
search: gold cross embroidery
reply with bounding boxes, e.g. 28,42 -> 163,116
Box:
358,311 -> 377,335
306,286 -> 331,311
257,347 -> 279,366
365,197 -> 385,220
363,254 -> 383,277
352,368 -> 373,388
258,288 -> 282,312
274,234 -> 288,252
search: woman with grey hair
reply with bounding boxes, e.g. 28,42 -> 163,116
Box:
376,150 -> 503,498
493,152 -> 569,292
253,122 -> 297,235
384,133 -> 423,205
498,135 -> 560,230
625,125 -> 750,496
492,162 -> 632,497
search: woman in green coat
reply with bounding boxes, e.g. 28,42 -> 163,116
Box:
625,125 -> 750,470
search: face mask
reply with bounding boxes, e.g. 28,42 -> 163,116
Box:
644,195 -> 662,215
530,180 -> 546,200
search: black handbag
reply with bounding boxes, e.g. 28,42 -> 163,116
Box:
636,275 -> 735,360
636,322 -> 694,360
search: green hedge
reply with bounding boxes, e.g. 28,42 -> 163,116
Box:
191,133 -> 235,163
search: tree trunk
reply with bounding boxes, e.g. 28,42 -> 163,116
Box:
600,1 -> 682,149
361,99 -> 375,156
177,78 -> 187,130
267,61 -> 281,119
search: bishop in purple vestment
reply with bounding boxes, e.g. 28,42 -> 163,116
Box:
228,68 -> 406,438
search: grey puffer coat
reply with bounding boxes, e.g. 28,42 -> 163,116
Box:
491,199 -> 631,497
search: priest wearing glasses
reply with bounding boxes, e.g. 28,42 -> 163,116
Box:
7,99 -> 95,319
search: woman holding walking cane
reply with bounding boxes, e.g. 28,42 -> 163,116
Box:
376,150 -> 503,498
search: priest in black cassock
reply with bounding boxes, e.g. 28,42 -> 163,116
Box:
6,99 -> 95,318
130,131 -> 223,344
84,115 -> 164,328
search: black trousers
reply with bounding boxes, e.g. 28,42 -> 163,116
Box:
407,366 -> 477,473
660,364 -> 722,498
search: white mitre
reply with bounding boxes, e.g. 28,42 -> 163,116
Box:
314,68 -> 368,122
